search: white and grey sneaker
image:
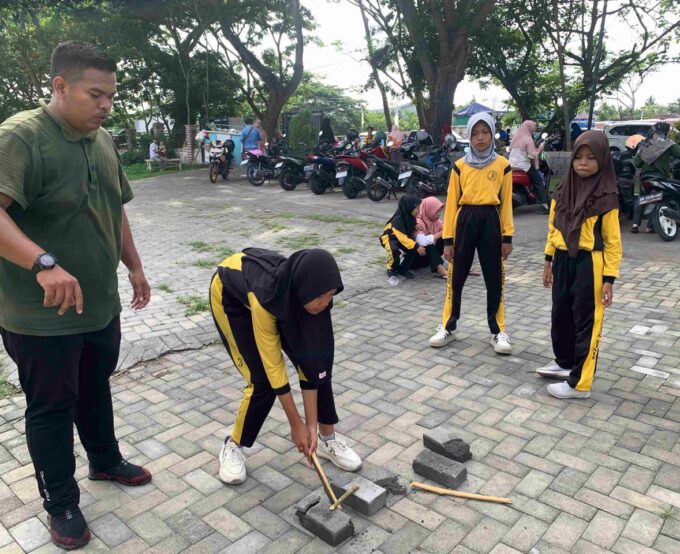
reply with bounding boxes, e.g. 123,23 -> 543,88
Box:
536,361 -> 571,379
317,435 -> 362,472
547,381 -> 590,399
429,325 -> 456,348
491,332 -> 512,355
219,439 -> 246,484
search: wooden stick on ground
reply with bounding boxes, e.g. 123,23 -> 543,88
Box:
329,484 -> 360,511
311,452 -> 340,506
411,481 -> 512,504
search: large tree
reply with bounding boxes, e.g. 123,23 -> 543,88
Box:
200,0 -> 310,136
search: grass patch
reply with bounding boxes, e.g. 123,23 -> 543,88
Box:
177,294 -> 210,316
0,377 -> 20,400
660,506 -> 674,520
194,258 -> 216,269
267,223 -> 290,233
335,246 -> 355,255
158,283 -> 173,293
335,300 -> 349,309
189,241 -> 212,253
123,163 -> 199,181
277,233 -> 322,250
214,246 -> 236,259
302,214 -> 378,228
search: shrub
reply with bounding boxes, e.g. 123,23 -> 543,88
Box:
288,109 -> 316,155
120,149 -> 146,165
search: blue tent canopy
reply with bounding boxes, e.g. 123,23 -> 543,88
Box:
454,102 -> 494,117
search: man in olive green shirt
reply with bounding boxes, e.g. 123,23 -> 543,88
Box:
0,41 -> 152,550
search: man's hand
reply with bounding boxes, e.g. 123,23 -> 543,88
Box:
444,245 -> 454,262
417,246 -> 426,256
543,261 -> 553,288
37,266 -> 83,316
602,282 -> 613,307
128,268 -> 150,310
502,243 -> 513,260
291,419 -> 311,465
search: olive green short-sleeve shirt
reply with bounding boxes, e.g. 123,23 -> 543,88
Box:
0,101 -> 134,336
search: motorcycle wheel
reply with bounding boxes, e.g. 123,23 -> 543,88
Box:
652,202 -> 678,242
247,165 -> 265,186
278,170 -> 299,191
209,164 -> 218,183
342,180 -> 359,199
367,180 -> 388,202
309,173 -> 326,195
221,168 -> 230,180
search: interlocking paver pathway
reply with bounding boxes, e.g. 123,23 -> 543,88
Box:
1,169 -> 679,553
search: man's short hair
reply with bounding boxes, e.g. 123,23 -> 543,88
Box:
244,117 -> 254,125
50,41 -> 117,83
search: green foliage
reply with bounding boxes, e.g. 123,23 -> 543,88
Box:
177,294 -> 210,316
190,241 -> 212,252
335,246 -> 355,255
120,150 -> 146,165
276,233 -> 322,250
158,283 -> 173,293
288,109 -> 316,155
193,259 -> 216,269
286,75 -> 365,136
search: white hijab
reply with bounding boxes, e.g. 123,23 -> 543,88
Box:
464,112 -> 498,168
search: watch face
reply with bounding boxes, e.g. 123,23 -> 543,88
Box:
39,253 -> 56,267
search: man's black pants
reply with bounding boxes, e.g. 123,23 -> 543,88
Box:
528,166 -> 549,205
0,317 -> 123,515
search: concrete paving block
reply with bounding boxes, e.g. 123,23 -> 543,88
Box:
375,476 -> 409,495
330,474 -> 386,516
413,449 -> 467,489
295,495 -> 354,547
423,427 -> 472,462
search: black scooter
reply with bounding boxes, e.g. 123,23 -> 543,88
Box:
638,169 -> 680,241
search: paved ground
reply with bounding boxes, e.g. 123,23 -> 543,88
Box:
1,169 -> 680,553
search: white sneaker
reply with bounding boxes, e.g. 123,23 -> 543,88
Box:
219,440 -> 246,484
536,361 -> 571,379
317,435 -> 362,472
429,325 -> 456,348
547,381 -> 590,399
491,332 -> 512,354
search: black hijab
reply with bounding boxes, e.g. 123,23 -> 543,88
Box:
320,118 -> 335,144
387,194 -> 421,237
241,248 -> 343,375
241,248 -> 343,321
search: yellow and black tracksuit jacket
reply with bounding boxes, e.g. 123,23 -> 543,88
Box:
209,253 -> 337,447
380,222 -> 418,271
544,200 -> 622,391
441,157 -> 514,334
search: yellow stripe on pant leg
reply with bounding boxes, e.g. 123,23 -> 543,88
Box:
575,251 -> 604,391
381,234 -> 394,270
494,258 -> 506,333
441,256 -> 454,328
210,275 -> 254,444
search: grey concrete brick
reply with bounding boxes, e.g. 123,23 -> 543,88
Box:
378,521 -> 431,554
241,506 -> 291,540
542,513 -> 588,550
295,495 -> 354,547
413,449 -> 467,489
330,474 -> 386,516
502,514 -> 549,552
89,513 -> 135,547
8,517 -> 51,552
423,427 -> 473,462
223,530 -> 271,553
621,508 -> 664,546
462,517 -> 510,553
166,509 -> 214,543
581,510 -> 626,549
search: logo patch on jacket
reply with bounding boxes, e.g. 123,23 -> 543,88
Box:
487,169 -> 499,181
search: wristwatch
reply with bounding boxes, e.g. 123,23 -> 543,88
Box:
31,252 -> 57,274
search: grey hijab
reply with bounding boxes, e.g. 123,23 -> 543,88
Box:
464,112 -> 498,168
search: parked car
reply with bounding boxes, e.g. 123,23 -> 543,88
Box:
604,120 -> 659,152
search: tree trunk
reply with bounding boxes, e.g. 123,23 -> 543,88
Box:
552,0 -> 572,150
261,88 -> 286,138
358,0 -> 392,130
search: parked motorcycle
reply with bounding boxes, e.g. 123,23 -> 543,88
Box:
308,130 -> 358,195
240,139 -> 287,186
276,154 -> 308,191
337,143 -> 388,199
508,133 -> 553,211
208,139 -> 235,183
612,141 -> 639,220
637,175 -> 680,241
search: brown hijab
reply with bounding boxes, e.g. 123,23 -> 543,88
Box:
553,131 -> 619,257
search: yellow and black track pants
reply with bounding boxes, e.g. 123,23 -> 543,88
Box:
441,205 -> 506,335
209,274 -> 338,447
380,233 -> 416,272
551,250 -> 604,392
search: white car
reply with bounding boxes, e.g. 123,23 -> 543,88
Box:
604,120 -> 658,152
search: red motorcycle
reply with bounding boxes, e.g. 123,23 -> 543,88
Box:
337,144 -> 388,199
